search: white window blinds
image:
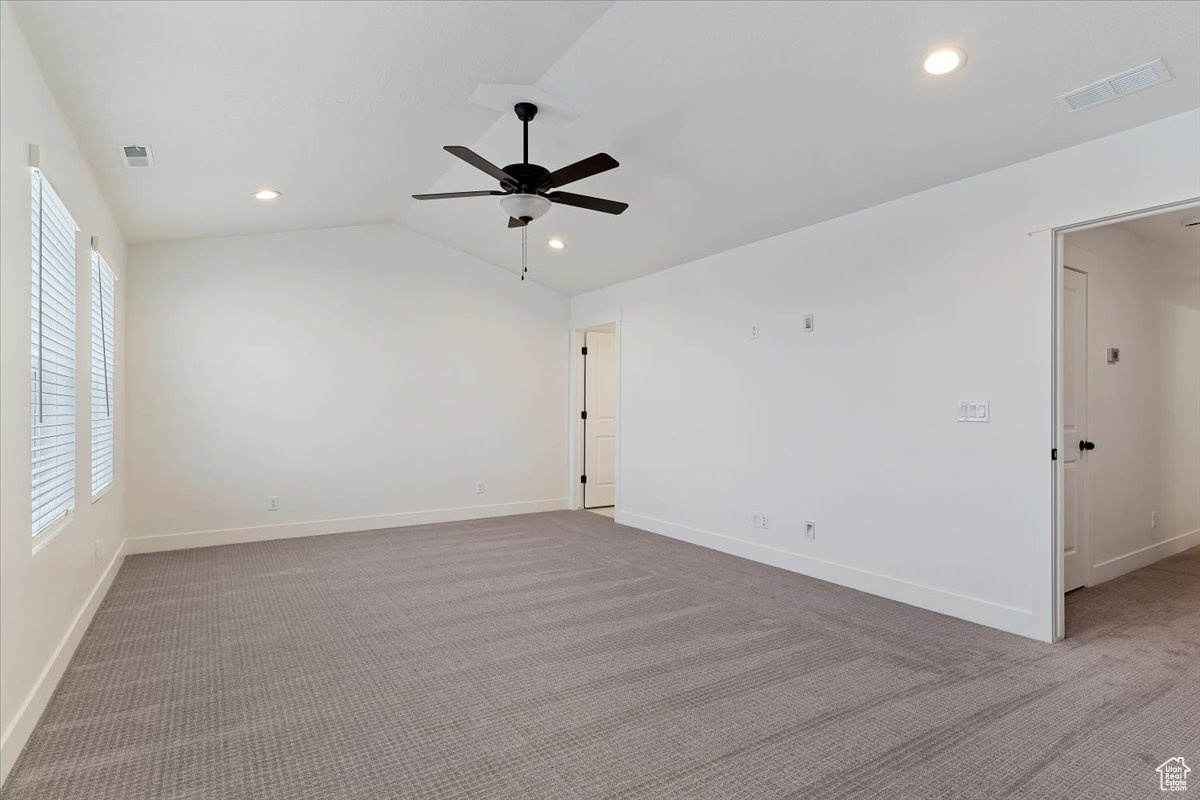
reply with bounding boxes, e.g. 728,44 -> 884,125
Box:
91,250 -> 115,497
31,168 -> 79,538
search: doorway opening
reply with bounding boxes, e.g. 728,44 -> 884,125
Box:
572,322 -> 618,516
1054,200 -> 1200,639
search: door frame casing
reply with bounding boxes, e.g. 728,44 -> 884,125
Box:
567,311 -> 621,513
1050,198 -> 1200,641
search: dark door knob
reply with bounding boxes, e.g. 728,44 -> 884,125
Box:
1079,440 -> 1096,451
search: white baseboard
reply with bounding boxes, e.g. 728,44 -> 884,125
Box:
615,511 -> 1036,640
1090,527 -> 1200,585
1,540 -> 126,785
125,498 -> 570,555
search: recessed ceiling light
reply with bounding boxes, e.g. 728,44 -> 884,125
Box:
922,47 -> 966,76
548,238 -> 565,250
255,189 -> 281,201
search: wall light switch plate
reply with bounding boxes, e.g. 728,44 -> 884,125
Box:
805,521 -> 815,540
1107,347 -> 1120,364
750,323 -> 760,340
475,481 -> 486,495
803,314 -> 814,332
267,496 -> 279,511
958,400 -> 990,422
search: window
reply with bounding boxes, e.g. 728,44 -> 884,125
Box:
31,168 -> 79,540
91,250 -> 116,497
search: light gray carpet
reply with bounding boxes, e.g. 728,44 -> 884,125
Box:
5,511 -> 1198,799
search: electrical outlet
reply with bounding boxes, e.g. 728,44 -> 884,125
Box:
805,521 -> 816,540
1151,510 -> 1158,529
267,496 -> 279,511
750,323 -> 760,340
751,512 -> 769,529
760,513 -> 769,529
475,480 -> 486,495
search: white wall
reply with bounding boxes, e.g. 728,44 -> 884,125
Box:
0,1 -> 128,781
571,110 -> 1200,643
125,224 -> 568,550
1065,223 -> 1200,583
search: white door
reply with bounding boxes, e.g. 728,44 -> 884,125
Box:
583,331 -> 616,508
1062,267 -> 1088,592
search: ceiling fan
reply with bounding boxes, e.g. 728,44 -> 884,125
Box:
412,102 -> 628,228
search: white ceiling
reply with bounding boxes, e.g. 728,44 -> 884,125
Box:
8,0 -> 612,241
12,1 -> 1200,295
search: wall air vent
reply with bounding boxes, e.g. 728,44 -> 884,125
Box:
1058,58 -> 1172,113
119,145 -> 154,167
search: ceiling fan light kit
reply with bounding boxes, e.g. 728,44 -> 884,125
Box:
412,102 -> 627,279
500,192 -> 551,221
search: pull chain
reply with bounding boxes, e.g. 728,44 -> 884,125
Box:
521,224 -> 528,280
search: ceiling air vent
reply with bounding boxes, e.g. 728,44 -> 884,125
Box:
1057,58 -> 1172,113
119,145 -> 154,167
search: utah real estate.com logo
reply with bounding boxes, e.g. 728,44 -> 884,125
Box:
1158,757 -> 1191,792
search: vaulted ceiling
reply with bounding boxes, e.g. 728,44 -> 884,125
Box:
9,0 -> 612,242
12,0 -> 1200,294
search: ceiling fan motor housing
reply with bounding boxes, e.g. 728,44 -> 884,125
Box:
500,163 -> 551,192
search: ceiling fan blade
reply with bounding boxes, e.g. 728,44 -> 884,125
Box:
545,191 -> 628,215
508,216 -> 528,228
444,146 -> 517,186
412,190 -> 506,200
544,153 -> 619,189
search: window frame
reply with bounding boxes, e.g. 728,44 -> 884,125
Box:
90,248 -> 116,500
31,166 -> 80,551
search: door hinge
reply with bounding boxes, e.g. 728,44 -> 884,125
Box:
1051,448 -> 1057,461
581,410 -> 587,420
580,475 -> 587,484
581,346 -> 588,356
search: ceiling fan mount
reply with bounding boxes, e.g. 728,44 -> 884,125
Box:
513,101 -> 538,123
412,102 -> 628,228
